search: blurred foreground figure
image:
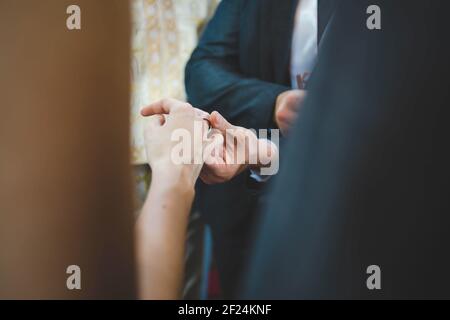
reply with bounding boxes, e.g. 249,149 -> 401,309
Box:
0,1 -> 134,299
243,0 -> 450,299
130,0 -> 220,299
185,0 -> 337,298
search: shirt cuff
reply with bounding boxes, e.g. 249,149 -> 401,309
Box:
249,169 -> 272,183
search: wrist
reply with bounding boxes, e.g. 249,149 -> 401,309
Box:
151,163 -> 196,194
141,167 -> 195,224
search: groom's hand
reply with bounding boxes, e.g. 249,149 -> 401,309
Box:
274,89 -> 306,135
200,112 -> 255,184
140,99 -> 212,188
200,112 -> 278,185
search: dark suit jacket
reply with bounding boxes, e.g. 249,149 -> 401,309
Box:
186,0 -> 336,129
185,0 -> 336,298
243,0 -> 450,299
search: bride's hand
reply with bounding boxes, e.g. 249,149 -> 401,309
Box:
141,99 -> 213,190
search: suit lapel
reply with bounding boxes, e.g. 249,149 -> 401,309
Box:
318,0 -> 337,44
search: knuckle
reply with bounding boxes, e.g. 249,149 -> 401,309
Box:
161,98 -> 171,105
285,94 -> 298,106
181,103 -> 194,112
235,127 -> 247,137
277,110 -> 290,123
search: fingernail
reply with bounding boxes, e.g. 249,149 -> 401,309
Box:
214,112 -> 223,126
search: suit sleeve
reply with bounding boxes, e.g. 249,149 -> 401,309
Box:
185,0 -> 290,130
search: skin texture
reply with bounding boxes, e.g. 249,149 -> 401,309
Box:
136,98 -> 278,298
136,99 -> 211,299
274,89 -> 307,135
200,111 -> 278,184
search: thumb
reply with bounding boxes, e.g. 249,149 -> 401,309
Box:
211,111 -> 234,132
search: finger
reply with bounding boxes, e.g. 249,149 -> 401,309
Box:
256,139 -> 278,166
276,109 -> 297,126
200,172 -> 215,185
282,112 -> 298,126
206,133 -> 225,160
209,131 -> 224,147
146,114 -> 165,128
199,165 -> 224,185
202,119 -> 211,136
199,166 -> 219,184
209,129 -> 225,158
285,91 -> 305,111
210,111 -> 234,133
140,98 -> 190,117
195,108 -> 210,119
195,108 -> 211,131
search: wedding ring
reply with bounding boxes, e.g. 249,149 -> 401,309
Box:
201,115 -> 212,129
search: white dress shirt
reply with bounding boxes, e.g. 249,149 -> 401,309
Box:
251,0 -> 319,182
290,0 -> 318,89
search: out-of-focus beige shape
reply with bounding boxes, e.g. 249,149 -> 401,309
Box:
0,0 -> 135,299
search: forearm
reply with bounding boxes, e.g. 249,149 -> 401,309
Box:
136,171 -> 195,300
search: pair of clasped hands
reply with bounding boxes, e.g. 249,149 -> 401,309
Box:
141,99 -> 278,191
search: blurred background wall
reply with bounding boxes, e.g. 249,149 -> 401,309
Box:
0,0 -> 135,299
